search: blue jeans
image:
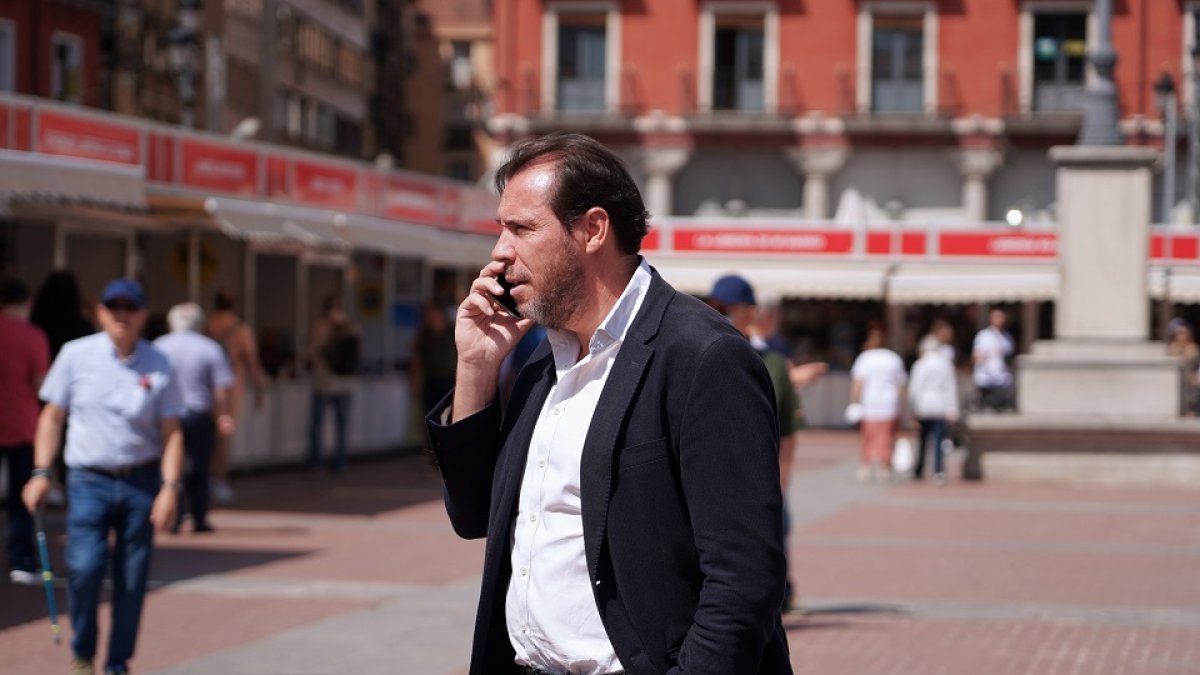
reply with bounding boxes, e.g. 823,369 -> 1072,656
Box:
913,418 -> 948,478
176,412 -> 216,530
308,392 -> 350,471
66,466 -> 158,671
2,443 -> 35,573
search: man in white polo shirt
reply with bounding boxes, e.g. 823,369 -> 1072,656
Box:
23,278 -> 185,675
972,308 -> 1015,412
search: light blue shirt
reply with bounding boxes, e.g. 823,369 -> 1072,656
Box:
154,330 -> 234,414
40,333 -> 185,469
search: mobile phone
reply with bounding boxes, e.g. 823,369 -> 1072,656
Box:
492,276 -> 521,318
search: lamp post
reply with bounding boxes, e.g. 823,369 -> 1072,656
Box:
167,0 -> 201,129
1190,47 -> 1200,224
1077,0 -> 1122,146
1156,72 -> 1177,224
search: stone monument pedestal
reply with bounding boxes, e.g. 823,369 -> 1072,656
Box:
967,145 -> 1200,489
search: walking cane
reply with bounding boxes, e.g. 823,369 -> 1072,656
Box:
33,508 -> 62,644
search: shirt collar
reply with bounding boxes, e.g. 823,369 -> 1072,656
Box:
107,336 -> 147,364
547,257 -> 652,371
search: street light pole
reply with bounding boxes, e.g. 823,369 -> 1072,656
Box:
1077,0 -> 1123,146
1157,73 -> 1177,224
1191,47 -> 1200,224
168,0 -> 201,129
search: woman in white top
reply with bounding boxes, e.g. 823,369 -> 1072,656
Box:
849,327 -> 906,482
908,335 -> 960,483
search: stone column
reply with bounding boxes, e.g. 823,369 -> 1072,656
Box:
785,147 -> 849,220
1052,147 -> 1155,340
639,147 -> 691,218
956,148 -> 1004,221
1015,146 -> 1179,418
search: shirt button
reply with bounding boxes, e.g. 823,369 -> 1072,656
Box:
520,567 -> 528,576
529,513 -> 537,522
553,406 -> 562,416
538,459 -> 546,469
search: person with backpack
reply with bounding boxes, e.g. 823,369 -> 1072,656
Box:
308,295 -> 359,473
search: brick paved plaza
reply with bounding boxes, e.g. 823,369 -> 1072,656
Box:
1,430 -> 1197,674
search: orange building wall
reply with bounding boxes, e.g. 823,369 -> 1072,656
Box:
622,1 -> 700,114
778,0 -> 857,116
493,0 -> 1190,122
939,0 -> 1020,118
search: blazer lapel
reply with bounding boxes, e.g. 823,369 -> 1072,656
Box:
579,270 -> 674,579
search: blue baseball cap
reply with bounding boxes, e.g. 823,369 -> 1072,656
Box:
709,274 -> 756,307
100,278 -> 146,309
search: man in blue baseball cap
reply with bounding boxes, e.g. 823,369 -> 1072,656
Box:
708,273 -> 801,614
24,277 -> 185,675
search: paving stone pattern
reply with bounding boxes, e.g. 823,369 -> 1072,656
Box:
0,431 -> 1196,674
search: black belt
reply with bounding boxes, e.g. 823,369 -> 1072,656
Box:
81,460 -> 159,479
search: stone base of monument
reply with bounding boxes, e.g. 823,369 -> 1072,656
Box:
965,340 -> 1200,489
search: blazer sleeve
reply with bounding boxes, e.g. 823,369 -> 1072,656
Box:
672,334 -> 787,674
425,391 -> 504,540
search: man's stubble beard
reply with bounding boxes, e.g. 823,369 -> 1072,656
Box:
522,232 -> 586,331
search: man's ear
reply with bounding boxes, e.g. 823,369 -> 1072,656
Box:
581,207 -> 610,254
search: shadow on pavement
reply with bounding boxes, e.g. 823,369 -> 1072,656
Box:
783,603 -> 911,632
0,544 -> 311,632
220,449 -> 445,517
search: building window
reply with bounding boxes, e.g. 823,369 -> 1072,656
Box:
557,15 -> 607,112
1032,12 -> 1087,112
449,40 -> 473,91
51,32 -> 84,103
0,20 -> 15,92
871,15 -> 924,112
712,17 -> 765,111
699,3 -> 778,114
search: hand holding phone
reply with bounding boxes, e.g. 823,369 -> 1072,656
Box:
492,276 -> 521,318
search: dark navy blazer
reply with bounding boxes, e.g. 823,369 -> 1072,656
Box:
426,269 -> 793,675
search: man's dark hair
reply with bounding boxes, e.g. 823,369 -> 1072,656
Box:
494,132 -> 650,255
0,277 -> 29,306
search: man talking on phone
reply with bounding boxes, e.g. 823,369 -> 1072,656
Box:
426,132 -> 791,675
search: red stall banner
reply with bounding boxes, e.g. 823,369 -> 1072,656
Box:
36,110 -> 141,165
180,140 -> 260,196
672,227 -> 855,255
938,231 -> 1058,258
292,160 -> 359,210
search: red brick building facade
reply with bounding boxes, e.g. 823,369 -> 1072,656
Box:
487,0 -> 1193,224
0,0 -> 106,108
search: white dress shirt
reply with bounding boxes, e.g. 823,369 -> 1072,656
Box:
507,258 -> 652,674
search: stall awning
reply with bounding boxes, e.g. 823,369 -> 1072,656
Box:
0,149 -> 145,212
646,257 -> 889,302
886,265 -> 1059,304
204,197 -> 351,251
1150,268 -> 1200,304
341,213 -> 436,257
425,229 -> 496,268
